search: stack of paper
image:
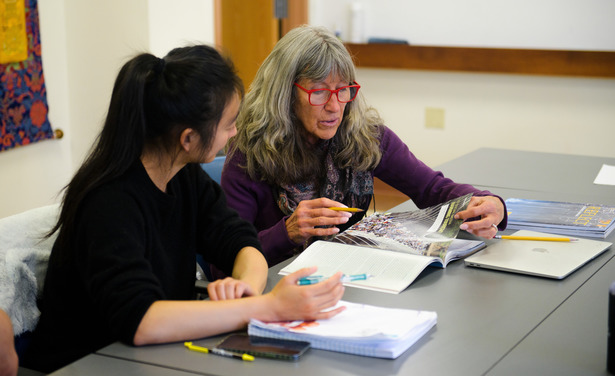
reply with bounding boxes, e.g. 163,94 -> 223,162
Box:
505,198 -> 615,238
248,300 -> 437,359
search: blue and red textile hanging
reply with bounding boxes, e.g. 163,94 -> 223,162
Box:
1,0 -> 54,152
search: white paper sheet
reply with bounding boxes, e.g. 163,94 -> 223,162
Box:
594,164 -> 615,186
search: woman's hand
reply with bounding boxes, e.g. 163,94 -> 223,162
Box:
267,266 -> 346,322
0,310 -> 17,376
229,246 -> 268,296
207,277 -> 257,301
454,196 -> 505,239
206,246 -> 268,301
285,198 -> 354,244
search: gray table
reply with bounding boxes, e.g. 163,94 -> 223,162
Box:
96,187 -> 615,375
489,253 -> 615,376
436,148 -> 615,203
49,354 -> 202,376
54,149 -> 615,375
98,252 -> 614,376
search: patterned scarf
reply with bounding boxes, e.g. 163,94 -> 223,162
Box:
276,138 -> 373,223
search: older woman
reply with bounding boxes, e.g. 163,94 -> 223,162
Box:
221,25 -> 506,267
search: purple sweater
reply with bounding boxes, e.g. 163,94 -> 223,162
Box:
222,126 -> 506,266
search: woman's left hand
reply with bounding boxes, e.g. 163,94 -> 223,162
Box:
454,196 -> 505,239
207,277 -> 257,301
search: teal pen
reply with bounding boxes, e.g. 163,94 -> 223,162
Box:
298,273 -> 372,285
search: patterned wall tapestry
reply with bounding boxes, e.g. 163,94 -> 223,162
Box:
0,0 -> 53,152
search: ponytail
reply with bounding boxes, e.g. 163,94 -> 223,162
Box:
49,45 -> 242,254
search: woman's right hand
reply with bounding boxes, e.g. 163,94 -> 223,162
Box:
266,266 -> 346,322
285,198 -> 353,244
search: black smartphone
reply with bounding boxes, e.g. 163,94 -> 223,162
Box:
215,334 -> 311,361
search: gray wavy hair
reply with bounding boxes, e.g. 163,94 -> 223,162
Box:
231,25 -> 383,185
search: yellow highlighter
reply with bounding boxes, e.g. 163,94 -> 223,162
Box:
184,342 -> 255,361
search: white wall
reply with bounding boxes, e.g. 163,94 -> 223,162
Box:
64,0 -> 151,169
309,0 -> 615,167
310,0 -> 615,50
0,0 -> 215,218
148,0 -> 215,57
2,1 -> 614,218
357,69 -> 615,167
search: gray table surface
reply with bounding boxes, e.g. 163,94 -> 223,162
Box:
436,147 -> 615,203
488,254 -> 615,376
97,187 -> 615,375
49,354 -> 203,376
54,149 -> 615,375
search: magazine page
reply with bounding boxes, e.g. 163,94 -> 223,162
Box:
279,240 -> 442,294
442,238 -> 486,265
331,193 -> 474,259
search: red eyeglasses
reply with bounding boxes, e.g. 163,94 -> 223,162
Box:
294,82 -> 361,106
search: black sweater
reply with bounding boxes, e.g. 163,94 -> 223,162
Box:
23,162 -> 261,372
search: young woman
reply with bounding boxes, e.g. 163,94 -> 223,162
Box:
22,45 -> 344,373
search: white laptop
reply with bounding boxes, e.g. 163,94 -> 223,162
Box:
464,230 -> 612,279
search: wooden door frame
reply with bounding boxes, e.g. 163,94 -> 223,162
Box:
214,0 -> 307,48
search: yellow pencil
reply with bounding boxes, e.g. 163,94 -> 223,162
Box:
494,235 -> 578,242
327,207 -> 364,213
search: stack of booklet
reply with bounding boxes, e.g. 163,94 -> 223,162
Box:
505,198 -> 615,238
280,194 -> 485,294
248,300 -> 437,359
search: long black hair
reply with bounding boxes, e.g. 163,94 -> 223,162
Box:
49,45 -> 243,250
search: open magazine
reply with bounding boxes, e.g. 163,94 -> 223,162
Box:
280,194 -> 485,294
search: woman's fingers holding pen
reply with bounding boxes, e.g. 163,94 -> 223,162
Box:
286,198 -> 352,244
283,266 -> 319,284
282,266 -> 344,296
294,271 -> 345,321
270,268 -> 345,321
305,272 -> 346,320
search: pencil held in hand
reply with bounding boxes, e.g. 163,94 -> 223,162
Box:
328,207 -> 364,213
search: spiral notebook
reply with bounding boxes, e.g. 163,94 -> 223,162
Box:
248,300 -> 437,359
464,230 -> 612,279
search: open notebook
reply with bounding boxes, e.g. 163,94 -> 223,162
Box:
464,230 -> 612,279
